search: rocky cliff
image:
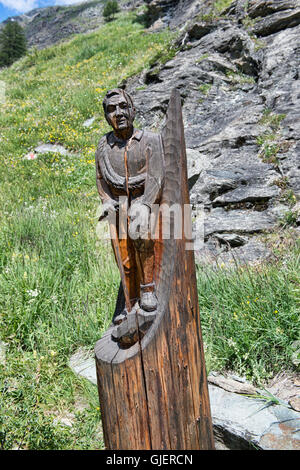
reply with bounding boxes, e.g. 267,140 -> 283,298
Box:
126,0 -> 300,264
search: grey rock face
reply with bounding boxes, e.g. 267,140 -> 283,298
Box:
144,0 -> 203,28
204,208 -> 275,237
209,383 -> 300,450
127,0 -> 300,264
144,0 -> 181,25
248,0 -> 300,37
212,185 -> 280,207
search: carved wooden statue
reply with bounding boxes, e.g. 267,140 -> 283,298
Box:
95,88 -> 164,332
95,88 -> 214,450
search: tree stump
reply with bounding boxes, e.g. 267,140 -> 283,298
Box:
95,89 -> 215,450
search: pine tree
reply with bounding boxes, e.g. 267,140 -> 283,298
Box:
103,1 -> 120,22
0,20 -> 27,67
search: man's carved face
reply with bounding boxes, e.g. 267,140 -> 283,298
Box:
105,93 -> 135,132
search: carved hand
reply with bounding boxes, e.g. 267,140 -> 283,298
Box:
99,199 -> 119,221
128,202 -> 151,240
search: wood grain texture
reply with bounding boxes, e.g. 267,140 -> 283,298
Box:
95,89 -> 214,450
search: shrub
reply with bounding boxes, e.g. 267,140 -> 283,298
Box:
103,1 -> 120,22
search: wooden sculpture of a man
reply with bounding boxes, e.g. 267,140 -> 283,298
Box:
95,89 -> 215,450
95,88 -> 165,320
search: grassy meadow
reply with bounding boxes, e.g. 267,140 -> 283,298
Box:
0,10 -> 299,450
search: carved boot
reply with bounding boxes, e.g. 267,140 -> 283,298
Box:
139,282 -> 157,312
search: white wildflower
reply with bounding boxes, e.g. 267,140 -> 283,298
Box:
27,289 -> 40,298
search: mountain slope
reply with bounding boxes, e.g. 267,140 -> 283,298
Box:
0,2 -> 299,450
1,1 -> 107,49
0,11 -> 174,450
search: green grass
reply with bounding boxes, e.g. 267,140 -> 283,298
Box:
0,11 -> 173,450
214,0 -> 234,13
0,10 -> 299,450
196,0 -> 234,21
257,109 -> 287,164
259,109 -> 286,131
226,70 -> 256,85
0,12 -> 173,155
198,237 -> 300,383
198,83 -> 212,95
279,189 -> 297,207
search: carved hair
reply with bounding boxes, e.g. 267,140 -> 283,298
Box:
102,88 -> 134,114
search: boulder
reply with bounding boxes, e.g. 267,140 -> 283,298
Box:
210,383 -> 300,450
204,208 -> 275,237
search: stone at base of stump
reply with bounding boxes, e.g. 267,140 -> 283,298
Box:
209,383 -> 300,450
68,354 -> 300,450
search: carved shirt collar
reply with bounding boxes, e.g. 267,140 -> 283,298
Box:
107,128 -> 144,148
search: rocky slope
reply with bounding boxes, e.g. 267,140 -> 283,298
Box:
2,0 -> 299,264
0,1 -> 148,50
126,0 -> 300,264
1,1 -> 106,49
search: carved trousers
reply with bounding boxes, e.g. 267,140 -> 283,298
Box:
111,235 -> 155,304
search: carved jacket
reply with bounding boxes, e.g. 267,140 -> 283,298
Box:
95,128 -> 165,207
